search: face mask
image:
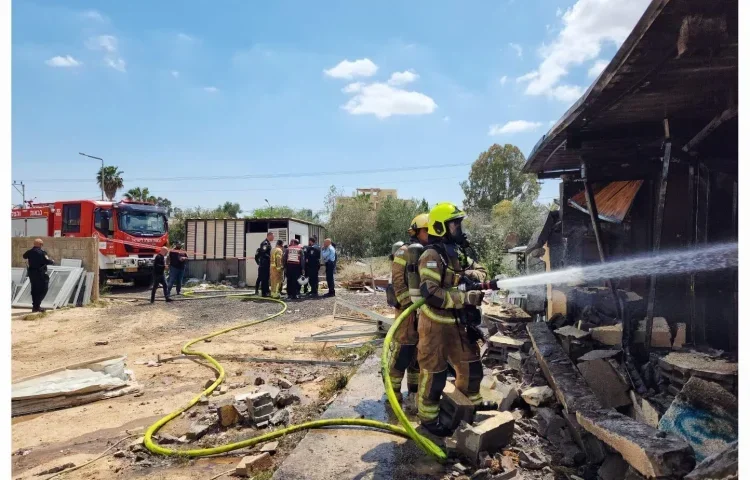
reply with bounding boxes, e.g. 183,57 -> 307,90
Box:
447,219 -> 468,246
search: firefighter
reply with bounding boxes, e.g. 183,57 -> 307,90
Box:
270,240 -> 284,299
22,238 -> 54,312
387,213 -> 429,414
284,238 -> 305,300
257,232 -> 274,297
303,236 -> 321,297
416,202 -> 488,436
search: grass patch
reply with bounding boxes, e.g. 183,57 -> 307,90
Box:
22,311 -> 49,321
333,343 -> 376,361
99,283 -> 112,296
319,370 -> 353,399
85,300 -> 109,308
253,470 -> 274,480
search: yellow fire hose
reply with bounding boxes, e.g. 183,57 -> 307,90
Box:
142,295 -> 447,462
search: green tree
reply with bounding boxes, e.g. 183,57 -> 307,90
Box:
326,195 -> 375,258
168,206 -> 231,245
124,187 -> 155,203
373,197 -> 423,255
154,197 -> 173,216
460,144 -> 540,212
417,198 -> 430,213
217,202 -> 242,218
96,166 -> 124,201
251,205 -> 321,222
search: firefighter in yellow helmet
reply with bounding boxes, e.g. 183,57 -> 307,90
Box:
416,202 -> 490,436
386,213 -> 429,414
269,240 -> 284,299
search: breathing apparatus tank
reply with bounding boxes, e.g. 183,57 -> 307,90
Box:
406,243 -> 424,303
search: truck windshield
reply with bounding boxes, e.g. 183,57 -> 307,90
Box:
117,211 -> 167,236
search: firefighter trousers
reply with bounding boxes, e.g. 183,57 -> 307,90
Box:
388,308 -> 420,395
416,313 -> 483,422
270,267 -> 283,299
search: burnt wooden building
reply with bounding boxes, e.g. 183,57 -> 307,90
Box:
524,0 -> 737,351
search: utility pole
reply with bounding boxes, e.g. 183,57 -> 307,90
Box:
12,181 -> 25,207
79,152 -> 105,200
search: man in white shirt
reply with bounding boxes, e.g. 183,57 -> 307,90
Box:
321,238 -> 337,297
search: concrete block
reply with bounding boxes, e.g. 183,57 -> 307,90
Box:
520,386 -> 554,407
479,376 -> 518,411
187,422 -> 210,440
658,377 -> 737,462
245,391 -> 272,407
439,381 -> 474,430
235,452 -> 272,477
488,334 -> 527,350
270,408 -> 289,426
576,408 -> 695,478
276,391 -> 300,407
533,407 -> 566,438
507,351 -> 526,372
590,324 -> 623,346
577,358 -> 631,409
591,318 -> 683,349
259,385 -> 281,404
252,414 -> 272,426
249,402 -> 275,420
684,441 -> 737,480
455,411 -> 515,465
526,322 -> 602,415
260,441 -> 279,454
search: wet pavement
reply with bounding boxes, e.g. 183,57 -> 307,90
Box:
272,352 -> 443,480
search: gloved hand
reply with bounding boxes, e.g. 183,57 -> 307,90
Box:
464,290 -> 484,306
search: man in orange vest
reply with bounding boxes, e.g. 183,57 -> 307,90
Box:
283,238 -> 305,300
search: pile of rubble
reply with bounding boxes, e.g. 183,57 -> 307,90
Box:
433,292 -> 738,480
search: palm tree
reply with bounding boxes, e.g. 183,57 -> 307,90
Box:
96,166 -> 124,201
124,187 -> 154,202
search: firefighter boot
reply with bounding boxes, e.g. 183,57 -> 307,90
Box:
419,417 -> 454,438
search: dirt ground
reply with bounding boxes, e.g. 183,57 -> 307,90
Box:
11,290 -> 389,480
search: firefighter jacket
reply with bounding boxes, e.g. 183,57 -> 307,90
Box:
391,243 -> 411,308
418,244 -> 487,324
271,247 -> 284,272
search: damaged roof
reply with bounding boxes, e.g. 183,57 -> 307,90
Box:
524,0 -> 738,176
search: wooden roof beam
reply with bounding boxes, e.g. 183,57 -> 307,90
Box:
682,106 -> 738,153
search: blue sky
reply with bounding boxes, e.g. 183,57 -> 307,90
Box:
11,0 -> 650,214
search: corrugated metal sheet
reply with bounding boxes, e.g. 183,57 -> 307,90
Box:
216,221 -> 225,259
186,221 -> 196,260
226,221 -> 236,258
233,220 -> 245,258
568,180 -> 644,223
196,221 -> 205,260
205,221 -> 215,259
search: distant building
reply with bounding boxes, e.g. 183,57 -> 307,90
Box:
337,188 -> 398,210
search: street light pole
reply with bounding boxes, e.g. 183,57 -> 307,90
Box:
79,152 -> 104,201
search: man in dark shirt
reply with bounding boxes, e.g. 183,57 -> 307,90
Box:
257,232 -> 274,297
22,238 -> 54,312
151,246 -> 172,303
304,236 -> 322,297
167,242 -> 188,296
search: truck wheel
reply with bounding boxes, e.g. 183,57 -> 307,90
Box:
99,271 -> 109,288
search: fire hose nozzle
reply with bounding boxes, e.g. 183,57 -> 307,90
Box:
458,280 -> 500,292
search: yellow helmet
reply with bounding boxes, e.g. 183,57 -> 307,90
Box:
427,202 -> 466,237
408,213 -> 429,236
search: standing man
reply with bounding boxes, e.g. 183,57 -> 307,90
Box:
416,203 -> 488,436
23,238 -> 54,312
257,232 -> 274,297
321,238 -> 337,297
283,239 -> 305,300
151,246 -> 173,303
304,236 -> 321,297
270,240 -> 284,299
387,214 -> 429,414
167,242 -> 188,296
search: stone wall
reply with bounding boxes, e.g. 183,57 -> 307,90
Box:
12,237 -> 99,300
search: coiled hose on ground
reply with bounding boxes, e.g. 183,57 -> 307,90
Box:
143,294 -> 447,462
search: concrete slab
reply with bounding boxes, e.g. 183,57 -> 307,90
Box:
272,353 -> 441,480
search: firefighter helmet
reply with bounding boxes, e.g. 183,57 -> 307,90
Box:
427,202 -> 466,237
407,213 -> 429,236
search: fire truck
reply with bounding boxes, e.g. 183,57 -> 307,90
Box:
12,199 -> 169,285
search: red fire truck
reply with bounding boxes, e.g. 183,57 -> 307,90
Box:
12,199 -> 169,285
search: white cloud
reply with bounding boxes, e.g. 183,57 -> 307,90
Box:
323,58 -> 378,80
81,10 -> 106,22
342,82 -> 364,93
177,33 -> 195,42
171,70 -> 180,78
549,84 -> 584,102
341,82 -> 437,119
509,43 -> 523,58
387,70 -> 419,86
203,86 -> 219,93
45,55 -> 82,68
87,35 -> 126,72
517,0 -> 649,100
588,59 -> 609,78
556,7 -> 563,17
488,120 -> 543,136
499,75 -> 508,86
516,71 -> 538,83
